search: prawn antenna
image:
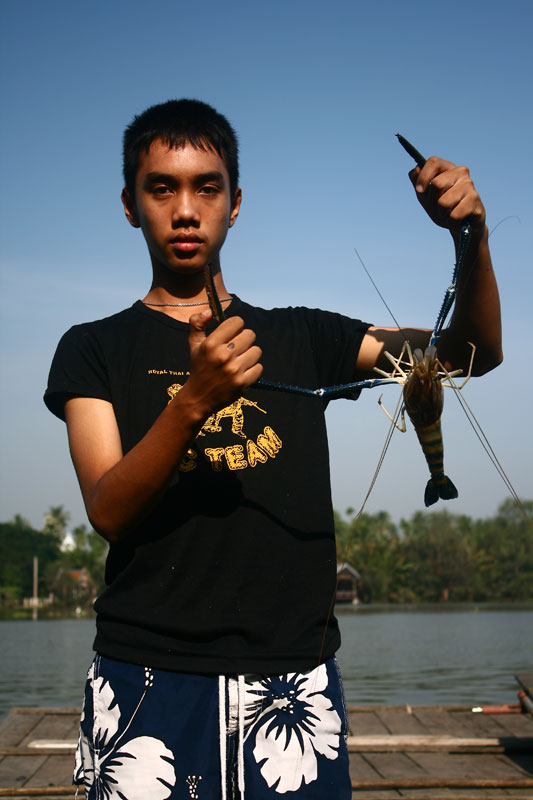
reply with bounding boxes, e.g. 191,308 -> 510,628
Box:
353,246 -> 407,342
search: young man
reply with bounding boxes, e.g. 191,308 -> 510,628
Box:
44,100 -> 501,799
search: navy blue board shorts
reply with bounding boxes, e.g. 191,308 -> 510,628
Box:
75,654 -> 351,799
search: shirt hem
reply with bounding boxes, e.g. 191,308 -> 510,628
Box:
93,634 -> 340,676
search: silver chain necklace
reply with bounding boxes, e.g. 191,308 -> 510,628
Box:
143,297 -> 232,308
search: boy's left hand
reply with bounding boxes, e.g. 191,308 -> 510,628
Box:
409,156 -> 486,240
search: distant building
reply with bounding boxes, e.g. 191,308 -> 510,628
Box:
336,562 -> 360,604
60,532 -> 76,552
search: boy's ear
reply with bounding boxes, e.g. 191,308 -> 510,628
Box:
121,188 -> 140,228
229,188 -> 242,228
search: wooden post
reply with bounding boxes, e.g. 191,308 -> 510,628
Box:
32,556 -> 38,621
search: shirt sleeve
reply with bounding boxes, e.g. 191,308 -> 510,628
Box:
303,308 -> 371,397
43,323 -> 112,421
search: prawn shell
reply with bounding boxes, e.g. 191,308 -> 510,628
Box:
403,352 -> 443,428
411,418 -> 458,506
402,346 -> 458,505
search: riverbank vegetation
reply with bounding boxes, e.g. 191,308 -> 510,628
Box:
0,506 -> 107,615
335,499 -> 533,603
1,500 -> 531,613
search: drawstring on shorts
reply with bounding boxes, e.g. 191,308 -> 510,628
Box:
218,676 -> 227,800
219,675 -> 246,800
237,675 -> 245,795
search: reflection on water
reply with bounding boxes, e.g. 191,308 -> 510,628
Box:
0,604 -> 532,718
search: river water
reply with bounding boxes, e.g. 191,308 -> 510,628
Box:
1,604 -> 531,719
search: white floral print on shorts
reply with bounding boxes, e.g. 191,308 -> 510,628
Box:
75,655 -> 350,799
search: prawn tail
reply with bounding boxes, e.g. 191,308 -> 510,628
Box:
412,418 -> 458,507
424,474 -> 458,507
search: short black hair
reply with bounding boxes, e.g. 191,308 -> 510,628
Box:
122,99 -> 240,198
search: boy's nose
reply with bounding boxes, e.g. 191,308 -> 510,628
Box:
172,191 -> 200,224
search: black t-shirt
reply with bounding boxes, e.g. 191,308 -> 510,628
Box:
45,298 -> 370,674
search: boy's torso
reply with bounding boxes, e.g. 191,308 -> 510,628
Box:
45,298 -> 369,673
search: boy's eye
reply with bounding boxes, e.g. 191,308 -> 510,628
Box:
199,185 -> 219,195
152,186 -> 171,195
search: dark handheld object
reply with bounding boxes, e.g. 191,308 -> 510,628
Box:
204,262 -> 226,324
396,133 -> 426,167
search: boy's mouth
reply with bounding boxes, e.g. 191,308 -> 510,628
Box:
170,235 -> 203,252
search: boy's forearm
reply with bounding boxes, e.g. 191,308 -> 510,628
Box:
437,226 -> 502,375
85,390 -> 209,543
77,314 -> 262,543
74,312 -> 262,542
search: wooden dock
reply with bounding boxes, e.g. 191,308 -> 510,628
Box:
347,702 -> 533,798
0,695 -> 532,798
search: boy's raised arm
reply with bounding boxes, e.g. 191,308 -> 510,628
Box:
65,312 -> 262,543
356,156 -> 502,377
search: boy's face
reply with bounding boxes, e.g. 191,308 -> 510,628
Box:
122,139 -> 241,276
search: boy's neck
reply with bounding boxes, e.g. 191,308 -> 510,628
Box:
142,260 -> 232,322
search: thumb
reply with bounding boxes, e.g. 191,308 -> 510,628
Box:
188,308 -> 212,353
408,165 -> 421,190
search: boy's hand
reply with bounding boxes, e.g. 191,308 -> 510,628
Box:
409,157 -> 486,240
185,310 -> 263,417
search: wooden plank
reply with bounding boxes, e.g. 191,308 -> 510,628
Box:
349,754 -> 401,797
27,743 -> 77,752
376,710 -> 431,736
5,712 -> 79,717
363,751 -> 429,780
350,787 -> 401,797
347,705 -> 474,712
20,719 -> 78,750
24,757 -> 74,788
411,708 -> 476,737
346,735 -> 533,752
0,789 -> 78,798
410,752 -> 530,781
447,711 -> 510,737
0,756 -> 47,789
394,791 -> 455,799
493,714 -> 533,737
348,710 -> 391,736
393,793 -> 454,798
0,796 -> 78,799
351,777 -> 533,788
393,789 -> 455,799
390,794 -> 533,799
0,751 -> 74,758
349,751 -> 388,780
0,714 -> 45,749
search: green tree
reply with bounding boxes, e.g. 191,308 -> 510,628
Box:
336,509 -> 414,603
334,498 -> 532,604
401,510 -> 476,601
0,517 -> 61,601
471,498 -> 533,600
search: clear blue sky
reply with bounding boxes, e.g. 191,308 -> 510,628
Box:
1,0 -> 531,531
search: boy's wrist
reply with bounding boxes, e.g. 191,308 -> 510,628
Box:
450,223 -> 488,251
168,382 -> 211,431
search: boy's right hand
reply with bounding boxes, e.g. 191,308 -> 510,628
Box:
185,310 -> 263,418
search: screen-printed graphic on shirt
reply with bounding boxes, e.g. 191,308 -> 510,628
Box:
162,376 -> 283,474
